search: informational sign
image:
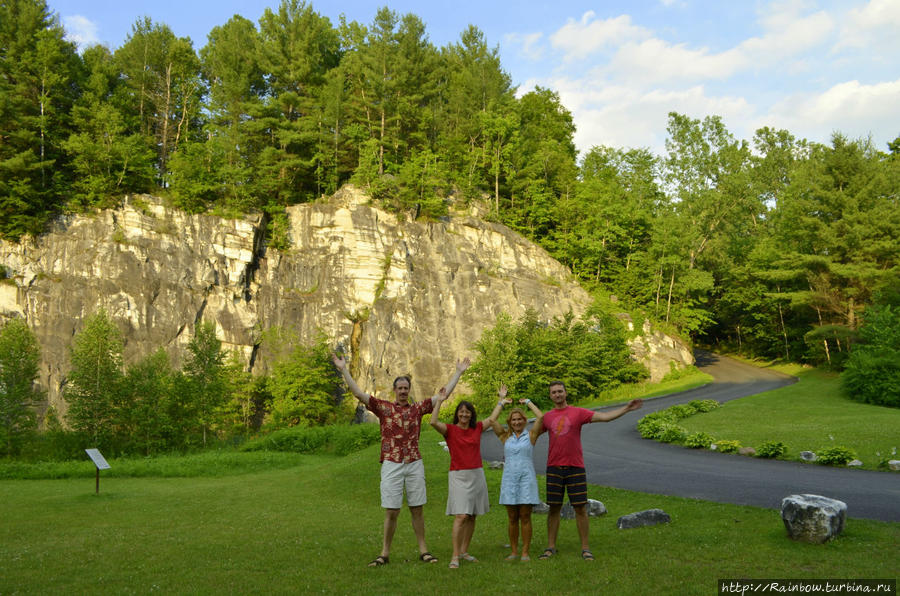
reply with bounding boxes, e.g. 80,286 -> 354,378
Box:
85,448 -> 111,470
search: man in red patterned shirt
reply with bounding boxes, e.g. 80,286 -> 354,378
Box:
333,353 -> 470,567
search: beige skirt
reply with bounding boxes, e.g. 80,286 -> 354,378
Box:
446,468 -> 490,516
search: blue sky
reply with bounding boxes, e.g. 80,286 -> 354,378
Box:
49,0 -> 900,157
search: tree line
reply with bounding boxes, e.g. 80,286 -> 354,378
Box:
2,0 -> 899,416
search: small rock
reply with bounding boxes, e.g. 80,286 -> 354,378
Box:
532,502 -> 550,514
800,451 -> 817,462
781,494 -> 846,543
888,460 -> 900,471
617,509 -> 671,529
710,444 -> 718,451
738,447 -> 757,456
438,441 -> 447,447
560,498 -> 606,519
847,459 -> 863,467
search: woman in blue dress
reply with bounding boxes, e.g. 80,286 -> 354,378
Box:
488,386 -> 544,561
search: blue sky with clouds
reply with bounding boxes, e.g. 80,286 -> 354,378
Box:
49,0 -> 900,157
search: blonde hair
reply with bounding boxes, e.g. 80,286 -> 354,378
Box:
505,407 -> 528,434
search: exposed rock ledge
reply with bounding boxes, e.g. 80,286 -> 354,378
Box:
0,187 -> 693,416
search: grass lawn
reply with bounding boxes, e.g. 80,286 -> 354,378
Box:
584,365 -> 714,408
678,367 -> 900,469
2,438 -> 897,595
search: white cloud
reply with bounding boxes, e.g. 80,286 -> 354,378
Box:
836,0 -> 900,52
605,39 -> 745,84
549,12 -> 649,60
62,15 -> 100,50
757,78 -> 900,143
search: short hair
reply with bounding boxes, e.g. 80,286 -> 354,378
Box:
452,401 -> 478,427
549,381 -> 566,391
392,375 -> 411,389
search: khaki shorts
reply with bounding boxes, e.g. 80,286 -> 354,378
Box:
380,459 -> 427,509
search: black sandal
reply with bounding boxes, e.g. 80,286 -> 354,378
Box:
582,549 -> 595,561
538,548 -> 557,560
419,551 -> 438,563
368,555 -> 389,567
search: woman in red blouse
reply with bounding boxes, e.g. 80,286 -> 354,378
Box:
430,388 -> 504,568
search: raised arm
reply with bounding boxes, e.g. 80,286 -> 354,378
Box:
522,398 -> 545,444
590,398 -> 644,423
332,353 -> 371,407
429,387 -> 449,437
485,385 -> 511,436
434,357 -> 470,406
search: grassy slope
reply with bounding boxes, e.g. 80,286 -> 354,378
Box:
678,367 -> 900,468
1,438 -> 897,595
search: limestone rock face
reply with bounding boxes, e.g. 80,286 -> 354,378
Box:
781,494 -> 847,543
627,317 -> 696,382
0,188 -> 693,417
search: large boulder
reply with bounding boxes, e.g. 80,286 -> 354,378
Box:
781,494 -> 847,543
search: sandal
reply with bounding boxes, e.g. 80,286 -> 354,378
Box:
520,554 -> 531,562
582,549 -> 595,561
368,555 -> 389,567
504,553 -> 519,561
448,557 -> 460,569
419,551 -> 438,564
538,548 -> 557,560
460,553 -> 478,562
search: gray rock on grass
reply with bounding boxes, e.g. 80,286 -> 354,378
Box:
616,508 -> 671,529
781,494 -> 847,543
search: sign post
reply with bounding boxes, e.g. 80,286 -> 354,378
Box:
84,449 -> 110,494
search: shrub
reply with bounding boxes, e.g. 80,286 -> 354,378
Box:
816,446 -> 857,466
714,440 -> 741,453
684,432 -> 714,449
688,399 -> 719,413
658,424 -> 687,444
756,440 -> 787,459
668,404 -> 698,419
637,411 -> 677,439
841,304 -> 900,408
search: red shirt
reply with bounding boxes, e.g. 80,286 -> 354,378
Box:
366,396 -> 435,463
445,421 -> 484,471
543,406 -> 594,468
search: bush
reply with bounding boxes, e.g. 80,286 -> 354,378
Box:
658,424 -> 687,444
684,432 -> 714,449
756,440 -> 787,459
688,399 -> 719,413
714,440 -> 741,453
637,411 -> 677,439
841,304 -> 900,408
816,446 -> 857,466
668,404 -> 699,419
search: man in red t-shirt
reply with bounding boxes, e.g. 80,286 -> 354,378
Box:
537,381 -> 642,562
333,353 -> 470,567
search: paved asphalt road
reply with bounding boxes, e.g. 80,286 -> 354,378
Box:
479,352 -> 900,522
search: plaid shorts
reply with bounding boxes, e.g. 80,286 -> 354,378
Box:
545,465 -> 587,506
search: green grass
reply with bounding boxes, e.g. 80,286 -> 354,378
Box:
580,365 -> 713,408
678,367 -> 900,470
2,439 -> 896,595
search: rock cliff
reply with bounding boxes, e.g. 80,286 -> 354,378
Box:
0,187 -> 692,417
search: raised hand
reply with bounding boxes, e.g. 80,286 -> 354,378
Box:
331,352 -> 346,371
456,357 -> 471,373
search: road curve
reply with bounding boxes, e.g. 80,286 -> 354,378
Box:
480,352 -> 900,522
